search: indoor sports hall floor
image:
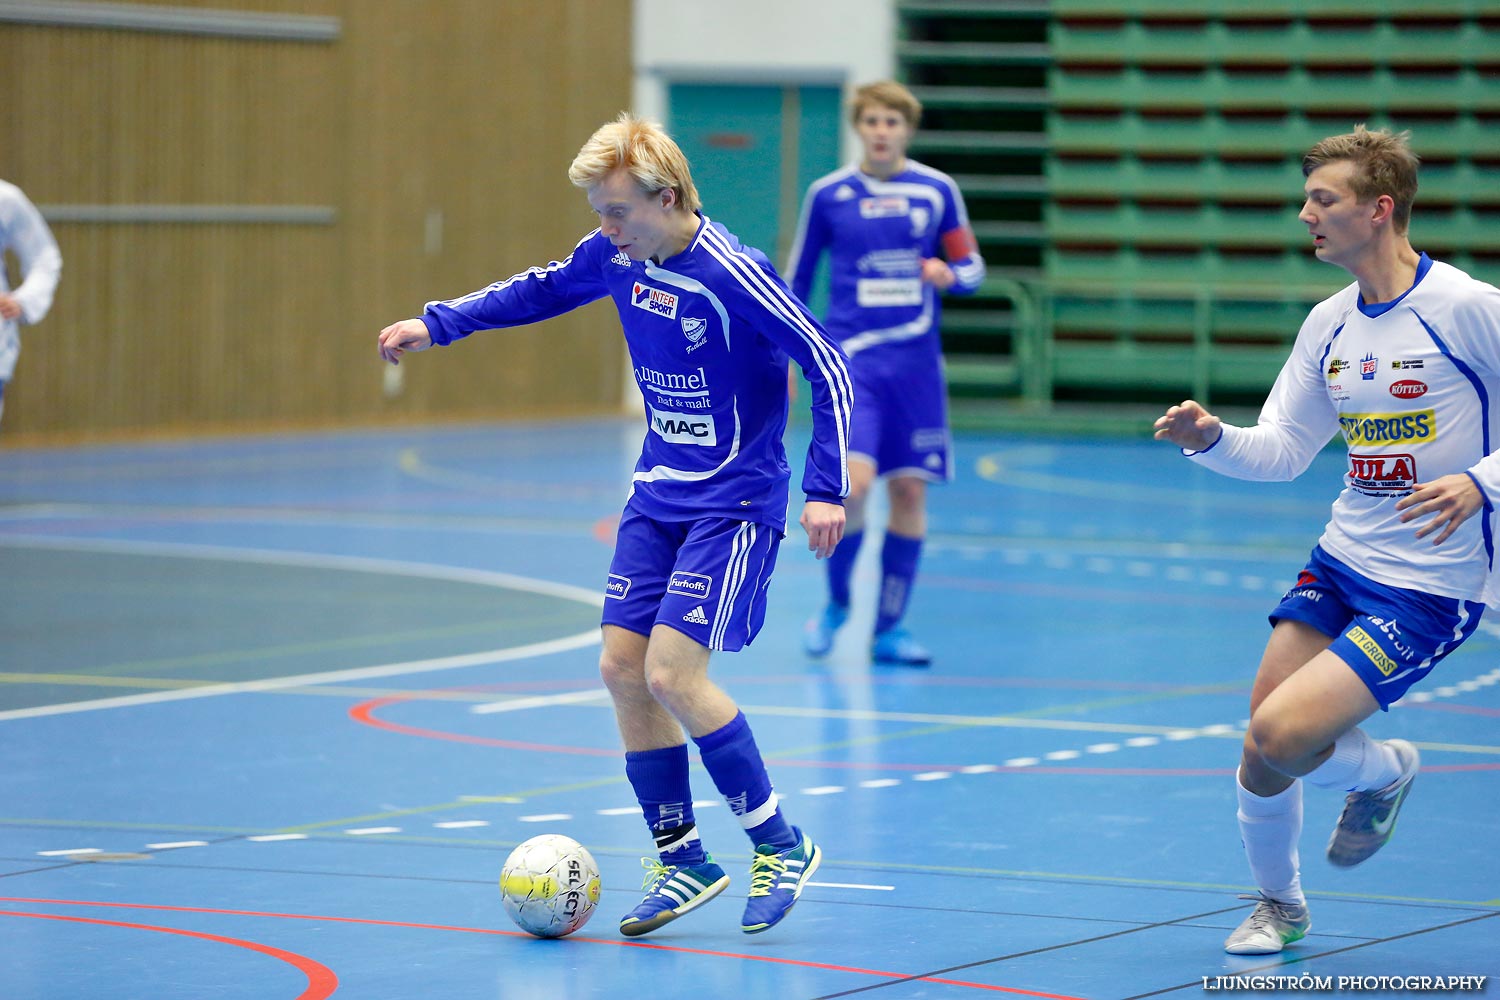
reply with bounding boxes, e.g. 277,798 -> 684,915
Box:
2,417 -> 1497,999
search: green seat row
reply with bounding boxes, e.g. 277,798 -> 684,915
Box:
1049,157 -> 1500,206
1050,111 -> 1500,159
1048,202 -> 1500,251
1051,66 -> 1500,113
1054,19 -> 1498,66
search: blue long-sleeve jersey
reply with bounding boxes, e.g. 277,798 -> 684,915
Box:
785,160 -> 985,362
420,214 -> 853,534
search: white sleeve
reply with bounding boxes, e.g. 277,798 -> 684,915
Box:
2,187 -> 62,324
1186,307 -> 1343,482
1453,282 -> 1500,505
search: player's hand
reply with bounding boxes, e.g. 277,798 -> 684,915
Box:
1153,399 -> 1222,451
800,500 -> 845,560
0,293 -> 21,321
920,258 -> 956,291
1396,473 -> 1485,546
378,319 -> 432,365
787,362 -> 799,404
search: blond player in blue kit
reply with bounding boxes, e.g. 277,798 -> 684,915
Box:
378,114 -> 854,937
1155,126 -> 1500,955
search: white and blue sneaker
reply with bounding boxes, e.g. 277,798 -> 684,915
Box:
618,856 -> 729,937
741,827 -> 822,934
872,626 -> 932,667
803,604 -> 847,658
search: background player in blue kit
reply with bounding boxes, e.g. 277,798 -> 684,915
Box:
785,81 -> 985,667
1154,127 -> 1500,956
378,114 -> 854,937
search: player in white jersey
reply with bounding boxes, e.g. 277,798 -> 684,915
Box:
786,81 -> 986,667
0,179 -> 63,426
1155,126 -> 1500,956
379,115 -> 853,937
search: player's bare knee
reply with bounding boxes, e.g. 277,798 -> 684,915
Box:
598,649 -> 646,696
1246,714 -> 1309,776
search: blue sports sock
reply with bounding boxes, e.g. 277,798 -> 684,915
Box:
693,711 -> 797,851
825,529 -> 863,609
875,531 -> 923,634
624,745 -> 706,866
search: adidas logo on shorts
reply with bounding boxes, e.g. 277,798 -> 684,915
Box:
682,606 -> 709,625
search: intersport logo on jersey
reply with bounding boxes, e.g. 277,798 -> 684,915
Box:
632,282 -> 679,319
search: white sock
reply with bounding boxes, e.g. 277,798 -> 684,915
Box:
1303,728 -> 1401,792
1237,769 -> 1305,907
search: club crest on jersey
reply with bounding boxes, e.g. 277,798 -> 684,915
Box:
860,195 -> 909,218
632,282 -> 679,320
682,316 -> 709,353
1360,352 -> 1379,380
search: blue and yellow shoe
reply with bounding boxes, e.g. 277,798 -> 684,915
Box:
803,604 -> 848,658
618,856 -> 729,937
740,827 -> 822,934
871,626 -> 932,667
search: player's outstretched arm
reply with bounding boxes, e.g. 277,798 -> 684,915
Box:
378,319 -> 433,365
1396,474 -> 1487,546
800,500 -> 845,561
1153,399 -> 1223,451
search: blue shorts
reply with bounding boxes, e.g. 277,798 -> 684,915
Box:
1269,546 -> 1485,709
602,508 -> 782,652
847,356 -> 951,481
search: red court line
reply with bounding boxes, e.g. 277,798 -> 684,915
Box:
349,693 -> 1500,775
0,897 -> 1084,999
0,908 -> 337,1000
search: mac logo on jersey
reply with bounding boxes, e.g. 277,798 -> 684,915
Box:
682,317 -> 710,353
648,404 -> 716,446
909,206 -> 930,237
632,282 -> 679,320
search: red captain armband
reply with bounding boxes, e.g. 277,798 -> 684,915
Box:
940,226 -> 978,261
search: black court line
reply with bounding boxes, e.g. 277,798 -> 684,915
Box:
809,906 -> 1248,999
1122,910 -> 1500,999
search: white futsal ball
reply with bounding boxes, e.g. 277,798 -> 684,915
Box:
499,834 -> 602,938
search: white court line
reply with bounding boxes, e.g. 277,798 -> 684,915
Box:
471,689 -> 610,714
37,848 -> 101,857
345,827 -> 401,836
146,841 -> 209,850
246,834 -> 308,842
0,535 -> 604,723
808,881 -> 894,891
519,814 -> 572,823
433,821 -> 490,829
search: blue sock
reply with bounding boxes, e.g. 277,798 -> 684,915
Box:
624,745 -> 706,866
826,529 -> 863,609
693,712 -> 797,851
875,532 -> 923,634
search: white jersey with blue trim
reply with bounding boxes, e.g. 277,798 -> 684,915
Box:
420,215 -> 853,533
0,180 -> 63,381
784,160 -> 984,362
1187,255 -> 1500,602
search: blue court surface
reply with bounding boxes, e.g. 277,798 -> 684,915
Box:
2,418 -> 1496,999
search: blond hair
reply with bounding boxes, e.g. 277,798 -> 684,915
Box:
568,113 -> 701,214
1303,125 -> 1420,234
849,81 -> 922,129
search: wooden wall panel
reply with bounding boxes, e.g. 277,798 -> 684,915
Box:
0,1 -> 632,442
